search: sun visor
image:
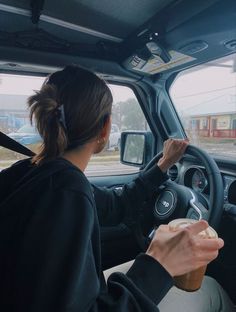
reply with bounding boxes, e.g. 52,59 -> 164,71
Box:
123,48 -> 196,75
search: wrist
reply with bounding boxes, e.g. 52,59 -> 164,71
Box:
157,157 -> 171,173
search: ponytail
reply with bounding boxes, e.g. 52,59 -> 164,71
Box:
28,65 -> 112,165
28,84 -> 68,164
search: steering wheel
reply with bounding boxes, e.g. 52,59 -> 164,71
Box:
135,144 -> 224,249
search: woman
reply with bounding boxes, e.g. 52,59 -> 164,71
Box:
0,65 -> 232,311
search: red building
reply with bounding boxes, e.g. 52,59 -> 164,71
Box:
184,95 -> 236,139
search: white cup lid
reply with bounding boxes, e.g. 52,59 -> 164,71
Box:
168,218 -> 217,238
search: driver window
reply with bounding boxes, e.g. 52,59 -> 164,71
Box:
0,76 -> 149,176
86,84 -> 149,176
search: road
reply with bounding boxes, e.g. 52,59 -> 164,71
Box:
85,162 -> 138,177
198,142 -> 236,158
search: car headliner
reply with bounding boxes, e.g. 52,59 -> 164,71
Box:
0,0 -> 235,80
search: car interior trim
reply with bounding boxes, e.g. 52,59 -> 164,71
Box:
0,4 -> 123,43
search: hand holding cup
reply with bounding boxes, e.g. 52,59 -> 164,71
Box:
146,219 -> 224,291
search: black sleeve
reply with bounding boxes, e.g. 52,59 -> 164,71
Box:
0,159 -> 31,203
13,188 -> 173,312
94,165 -> 168,226
106,254 -> 173,311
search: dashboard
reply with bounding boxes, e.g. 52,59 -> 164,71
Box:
169,158 -> 236,207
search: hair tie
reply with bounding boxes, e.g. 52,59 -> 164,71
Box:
57,105 -> 67,130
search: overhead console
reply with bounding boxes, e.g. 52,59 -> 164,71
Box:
121,0 -> 236,76
122,34 -> 196,75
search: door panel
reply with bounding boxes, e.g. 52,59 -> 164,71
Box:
89,172 -> 141,270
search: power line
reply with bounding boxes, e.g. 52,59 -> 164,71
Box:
174,86 -> 236,99
184,95 -> 226,111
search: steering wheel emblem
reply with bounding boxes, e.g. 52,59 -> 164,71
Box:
162,200 -> 170,208
155,190 -> 177,219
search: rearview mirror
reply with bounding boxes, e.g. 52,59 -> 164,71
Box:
120,131 -> 153,167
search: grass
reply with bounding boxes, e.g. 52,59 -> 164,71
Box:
90,150 -> 119,162
191,137 -> 236,144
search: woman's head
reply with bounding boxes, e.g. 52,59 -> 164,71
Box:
28,65 -> 113,164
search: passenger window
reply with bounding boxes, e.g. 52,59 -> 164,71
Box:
0,75 -> 148,176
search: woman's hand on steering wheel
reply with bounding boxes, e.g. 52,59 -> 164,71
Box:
157,138 -> 189,173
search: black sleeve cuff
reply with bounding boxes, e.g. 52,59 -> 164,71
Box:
126,253 -> 174,305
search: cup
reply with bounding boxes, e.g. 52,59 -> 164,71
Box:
168,218 -> 218,292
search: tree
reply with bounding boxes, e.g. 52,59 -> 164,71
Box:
114,98 -> 146,131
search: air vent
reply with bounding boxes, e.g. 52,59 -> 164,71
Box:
224,40 -> 236,51
228,180 -> 236,205
168,165 -> 178,181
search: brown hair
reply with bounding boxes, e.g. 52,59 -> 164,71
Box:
28,65 -> 113,164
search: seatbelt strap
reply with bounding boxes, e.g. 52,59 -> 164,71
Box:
0,131 -> 35,157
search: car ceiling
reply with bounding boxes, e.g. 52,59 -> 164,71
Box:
0,0 -> 176,40
0,0 -> 235,79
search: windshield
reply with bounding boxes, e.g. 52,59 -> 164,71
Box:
170,53 -> 236,159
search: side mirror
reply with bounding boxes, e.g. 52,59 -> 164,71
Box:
120,131 -> 153,167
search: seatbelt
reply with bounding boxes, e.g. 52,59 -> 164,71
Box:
0,131 -> 35,157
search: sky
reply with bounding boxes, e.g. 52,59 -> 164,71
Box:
0,74 -> 135,104
170,54 -> 236,115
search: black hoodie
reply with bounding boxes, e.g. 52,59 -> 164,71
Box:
0,158 -> 173,311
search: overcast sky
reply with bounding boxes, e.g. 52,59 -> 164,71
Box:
0,74 -> 135,104
170,54 -> 236,114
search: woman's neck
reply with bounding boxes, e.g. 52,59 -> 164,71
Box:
62,144 -> 94,172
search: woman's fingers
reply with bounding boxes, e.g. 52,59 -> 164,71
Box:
146,220 -> 224,277
163,138 -> 189,162
157,139 -> 189,171
184,219 -> 209,235
195,237 -> 224,251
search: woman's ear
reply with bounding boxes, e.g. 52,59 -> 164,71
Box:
100,115 -> 111,141
93,115 -> 111,154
